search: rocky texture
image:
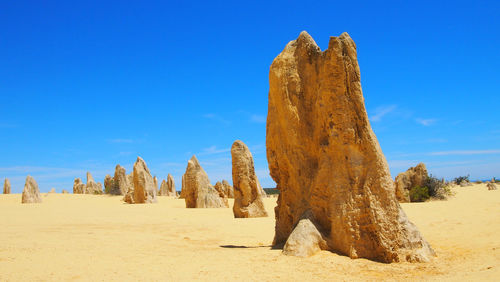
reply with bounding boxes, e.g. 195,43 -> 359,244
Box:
159,174 -> 177,197
395,163 -> 429,202
182,155 -> 227,208
49,188 -> 56,193
116,165 -> 132,195
3,178 -> 10,194
73,178 -> 85,194
260,186 -> 267,198
166,174 -> 177,197
21,175 -> 42,203
105,165 -> 131,195
214,180 -> 234,199
222,180 -> 234,198
62,189 -> 69,194
180,175 -> 186,198
159,180 -> 168,196
85,172 -> 103,194
487,182 -> 497,190
213,181 -> 229,207
127,173 -> 133,189
266,31 -> 434,262
104,174 -> 113,193
123,157 -> 157,204
153,176 -> 158,194
282,212 -> 327,257
231,140 -> 268,218
73,173 -> 103,194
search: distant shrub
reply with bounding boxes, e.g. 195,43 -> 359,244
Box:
104,179 -> 115,194
423,174 -> 454,200
453,175 -> 469,185
409,186 -> 430,202
263,188 -> 280,195
475,180 -> 482,184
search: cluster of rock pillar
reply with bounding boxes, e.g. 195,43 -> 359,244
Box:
179,141 -> 268,219
2,31 -> 438,264
73,172 -> 103,194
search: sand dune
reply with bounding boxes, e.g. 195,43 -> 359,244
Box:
0,184 -> 498,281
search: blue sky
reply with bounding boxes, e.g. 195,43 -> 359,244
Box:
1,1 -> 499,192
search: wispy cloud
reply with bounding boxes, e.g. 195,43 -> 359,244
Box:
198,145 -> 231,156
107,138 -> 134,144
415,118 -> 437,126
369,105 -> 397,122
202,113 -> 231,125
250,114 -> 266,123
428,150 -> 500,156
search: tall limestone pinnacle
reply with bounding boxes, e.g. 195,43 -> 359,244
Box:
159,174 -> 177,197
182,155 -> 227,208
266,31 -> 435,262
3,178 -> 11,194
21,175 -> 42,203
231,140 -> 268,218
123,157 -> 157,204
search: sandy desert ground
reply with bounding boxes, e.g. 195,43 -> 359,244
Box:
0,183 -> 498,281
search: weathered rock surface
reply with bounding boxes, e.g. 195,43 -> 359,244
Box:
116,165 -> 132,195
85,172 -> 103,194
213,181 -> 229,207
222,180 -> 234,198
49,188 -> 56,193
166,174 -> 177,197
282,212 -> 328,257
260,186 -> 267,198
160,174 -> 177,197
159,180 -> 168,196
127,173 -> 133,189
395,163 -> 429,202
105,165 -> 131,195
62,189 -> 69,194
104,174 -> 113,193
123,157 -> 157,204
182,155 -> 227,208
22,175 -> 42,203
231,140 -> 268,218
266,31 -> 434,262
180,175 -> 186,198
214,180 -> 233,199
153,176 -> 158,194
3,178 -> 10,194
73,178 -> 85,194
73,173 -> 103,194
487,182 -> 497,190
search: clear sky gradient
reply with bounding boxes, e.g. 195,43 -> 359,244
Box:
1,1 -> 499,192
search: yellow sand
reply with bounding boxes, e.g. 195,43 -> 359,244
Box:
0,184 -> 498,281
